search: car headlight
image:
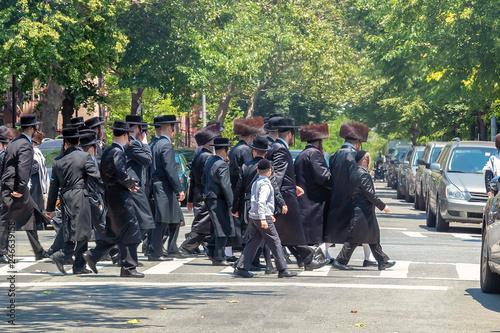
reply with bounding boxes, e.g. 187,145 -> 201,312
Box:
446,184 -> 465,200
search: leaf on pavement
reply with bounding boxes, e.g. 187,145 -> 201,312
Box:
160,307 -> 168,310
76,320 -> 83,323
351,310 -> 358,313
226,300 -> 239,303
127,319 -> 140,325
43,291 -> 52,295
354,323 -> 365,327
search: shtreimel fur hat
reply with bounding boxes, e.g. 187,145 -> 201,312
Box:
339,121 -> 369,142
299,124 -> 329,142
195,124 -> 221,146
233,117 -> 265,136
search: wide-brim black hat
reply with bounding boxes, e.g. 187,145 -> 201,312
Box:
210,137 -> 233,147
126,114 -> 148,126
16,114 -> 42,127
248,135 -> 272,151
60,127 -> 83,139
79,133 -> 99,147
273,118 -> 300,132
84,117 -> 105,128
264,116 -> 282,132
69,117 -> 85,127
0,136 -> 8,144
150,115 -> 181,125
110,120 -> 134,132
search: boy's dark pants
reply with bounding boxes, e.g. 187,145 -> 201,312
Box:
237,217 -> 287,271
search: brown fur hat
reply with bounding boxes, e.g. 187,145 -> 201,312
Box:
495,134 -> 500,149
33,131 -> 45,145
339,121 -> 369,142
233,117 -> 265,136
299,124 -> 329,142
195,124 -> 221,146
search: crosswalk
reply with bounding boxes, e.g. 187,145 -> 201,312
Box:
380,227 -> 481,240
0,256 -> 480,281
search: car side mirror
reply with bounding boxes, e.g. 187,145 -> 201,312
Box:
417,159 -> 425,166
430,163 -> 442,173
403,161 -> 410,166
425,163 -> 431,169
491,176 -> 500,192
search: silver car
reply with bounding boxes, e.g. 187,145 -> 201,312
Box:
414,142 -> 446,210
426,140 -> 496,232
397,146 -> 424,202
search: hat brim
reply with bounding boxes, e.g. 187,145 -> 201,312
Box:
264,123 -> 278,132
273,125 -> 300,129
210,143 -> 233,147
153,121 -> 181,125
80,139 -> 100,147
248,143 -> 272,151
16,120 -> 42,127
68,122 -> 84,127
60,134 -> 84,139
110,127 -> 134,132
127,121 -> 148,126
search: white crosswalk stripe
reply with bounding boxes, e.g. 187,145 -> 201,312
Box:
402,232 -> 427,238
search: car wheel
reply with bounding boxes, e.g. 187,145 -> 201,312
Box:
396,184 -> 404,199
414,189 -> 420,209
435,199 -> 449,232
426,195 -> 436,227
481,226 -> 500,293
418,186 -> 426,211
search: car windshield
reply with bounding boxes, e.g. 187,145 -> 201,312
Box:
447,147 -> 497,173
39,147 -> 62,168
430,147 -> 442,163
412,151 -> 424,166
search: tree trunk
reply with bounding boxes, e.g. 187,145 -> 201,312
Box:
131,87 -> 144,115
246,88 -> 259,119
215,83 -> 235,123
38,78 -> 64,139
478,108 -> 487,141
61,90 -> 76,129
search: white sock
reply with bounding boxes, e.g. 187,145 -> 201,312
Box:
362,244 -> 376,261
319,243 -> 333,259
225,246 -> 233,257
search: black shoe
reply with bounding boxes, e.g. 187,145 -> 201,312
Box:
137,261 -> 144,267
82,252 -> 99,274
249,264 -> 262,272
110,254 -> 120,265
313,247 -> 326,261
363,260 -> 378,267
304,259 -> 326,271
178,247 -> 194,258
73,268 -> 93,275
296,257 -> 304,268
278,269 -> 298,278
167,251 -> 192,259
51,253 -> 67,275
120,270 -> 145,278
265,267 -> 277,274
35,250 -> 50,261
204,249 -> 214,261
212,259 -> 231,266
148,256 -> 174,261
283,249 -> 292,264
226,256 -> 239,262
378,261 -> 396,270
332,260 -> 353,271
65,257 -> 75,265
0,254 -> 10,263
233,268 -> 254,278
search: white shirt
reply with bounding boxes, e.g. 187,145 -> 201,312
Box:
248,176 -> 275,220
483,153 -> 500,177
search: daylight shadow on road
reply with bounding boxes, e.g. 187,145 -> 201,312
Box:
465,288 -> 500,313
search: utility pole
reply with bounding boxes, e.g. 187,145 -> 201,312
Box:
11,75 -> 16,127
491,115 -> 497,141
202,93 -> 206,127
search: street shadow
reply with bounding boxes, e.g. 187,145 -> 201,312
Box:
465,288 -> 500,313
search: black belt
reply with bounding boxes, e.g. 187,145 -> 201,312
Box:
60,184 -> 86,195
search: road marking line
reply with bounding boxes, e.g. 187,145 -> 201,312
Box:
142,258 -> 195,274
357,276 -> 478,281
0,257 -> 47,275
219,266 -> 236,275
380,227 -> 408,230
450,233 -> 476,240
455,263 -> 480,281
379,261 -> 410,278
402,232 -> 427,238
0,281 -> 448,291
299,265 -> 330,277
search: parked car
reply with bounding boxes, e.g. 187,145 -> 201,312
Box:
290,149 -> 329,166
426,140 -> 496,231
175,153 -> 190,206
38,139 -> 64,177
386,148 -> 410,189
397,146 -> 424,202
480,176 -> 500,293
414,142 -> 446,210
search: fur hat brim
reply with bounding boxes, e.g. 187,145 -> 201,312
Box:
195,124 -> 221,146
233,117 -> 265,136
299,124 -> 329,142
339,121 -> 369,142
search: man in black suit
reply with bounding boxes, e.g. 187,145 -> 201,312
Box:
45,127 -> 102,275
84,117 -> 106,164
0,115 -> 48,263
83,121 -> 144,278
263,113 -> 283,143
149,115 -> 185,261
203,138 -> 234,266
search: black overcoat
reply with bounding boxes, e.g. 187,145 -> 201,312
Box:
203,155 -> 234,237
228,140 -> 253,190
46,147 -> 101,242
1,134 -> 37,230
125,137 -> 155,230
265,138 -> 307,245
324,144 -> 357,244
187,147 -> 213,234
294,145 -> 331,244
346,166 -> 386,244
100,143 -> 142,245
87,157 -> 106,241
151,136 -> 183,224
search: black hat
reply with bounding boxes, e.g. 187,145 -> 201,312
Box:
274,118 -> 300,132
248,135 -> 272,151
79,132 -> 99,147
264,116 -> 282,132
16,114 -> 42,127
195,124 -> 221,146
264,113 -> 283,123
0,136 -> 8,144
125,114 -> 148,127
60,127 -> 83,139
257,158 -> 271,171
355,150 -> 368,163
206,120 -> 225,132
69,117 -> 85,127
210,137 -> 233,148
149,115 -> 181,126
110,120 -> 134,132
78,125 -> 95,134
84,117 -> 104,128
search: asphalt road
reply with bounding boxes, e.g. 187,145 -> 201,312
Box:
1,182 -> 499,332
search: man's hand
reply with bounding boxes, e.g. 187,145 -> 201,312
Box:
187,202 -> 193,211
141,131 -> 149,144
10,191 -> 22,198
232,212 -> 239,218
45,211 -> 52,219
488,191 -> 494,197
383,206 -> 390,213
178,191 -> 185,202
261,219 -> 269,229
281,205 -> 288,214
270,216 -> 276,223
129,184 -> 140,193
99,204 -> 103,211
296,186 -> 304,197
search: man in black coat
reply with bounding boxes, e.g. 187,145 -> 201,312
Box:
45,127 -> 102,275
83,121 -> 144,278
180,124 -> 221,256
203,137 -> 234,265
149,115 -> 185,261
263,113 -> 283,143
295,124 -> 332,258
0,115 -> 48,263
84,117 -> 106,164
266,118 -> 325,271
334,151 -> 395,270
